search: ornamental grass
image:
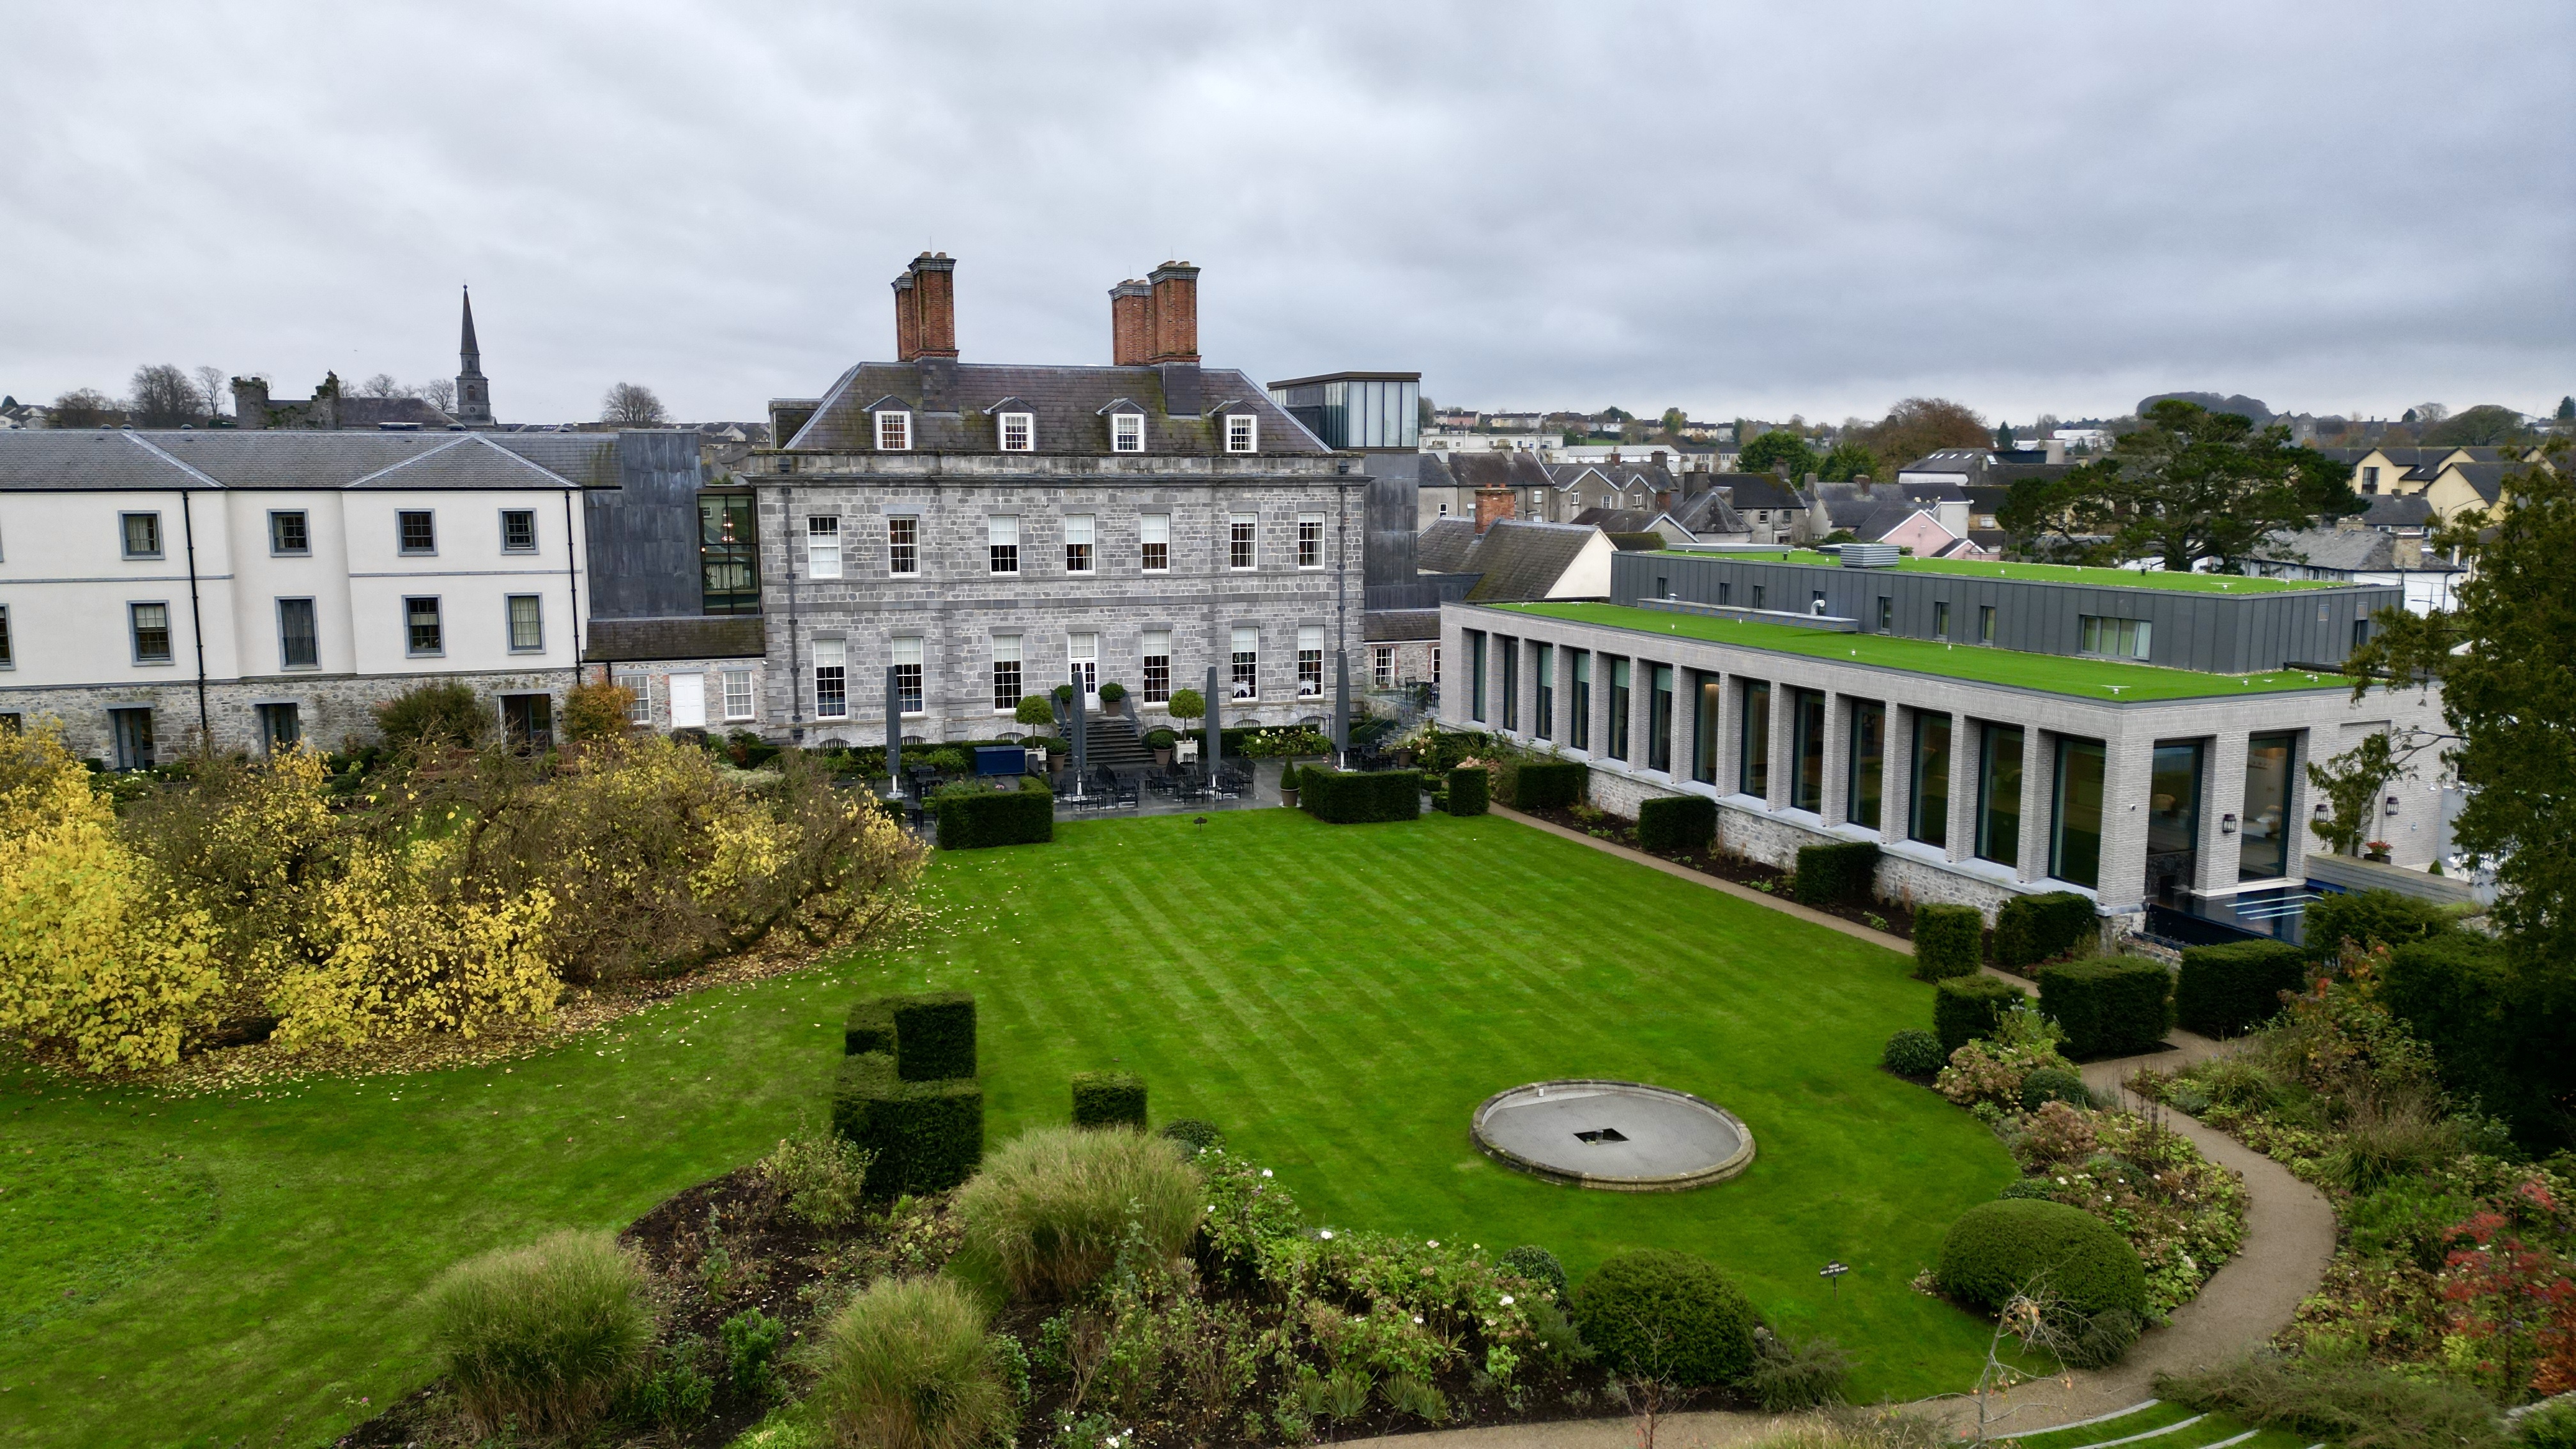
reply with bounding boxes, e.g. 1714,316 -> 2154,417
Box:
420,1229 -> 653,1437
953,1125 -> 1202,1299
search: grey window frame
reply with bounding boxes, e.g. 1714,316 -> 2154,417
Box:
505,594 -> 544,652
404,595 -> 445,656
887,514 -> 919,576
268,509 -> 310,556
988,516 -> 1020,576
128,601 -> 174,664
397,510 -> 437,555
120,512 -> 163,560
1296,514 -> 1324,569
500,508 -> 538,553
1229,514 -> 1257,571
277,596 -> 319,670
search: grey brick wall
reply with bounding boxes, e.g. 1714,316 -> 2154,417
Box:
1,668 -> 577,762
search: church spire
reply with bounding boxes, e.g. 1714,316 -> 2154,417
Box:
453,285 -> 493,427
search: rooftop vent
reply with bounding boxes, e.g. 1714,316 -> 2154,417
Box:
1839,543 -> 1901,569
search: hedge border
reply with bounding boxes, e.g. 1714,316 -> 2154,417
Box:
831,1052 -> 985,1195
1912,905 -> 1985,981
2174,940 -> 2306,1039
1070,1070 -> 1147,1130
2035,957 -> 2174,1059
1301,769 -> 1423,824
1636,795 -> 1716,854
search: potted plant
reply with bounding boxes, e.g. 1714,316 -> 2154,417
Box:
1145,726 -> 1177,767
1278,762 -> 1301,809
2364,839 -> 2394,863
1098,680 -> 1128,717
1169,686 -> 1206,756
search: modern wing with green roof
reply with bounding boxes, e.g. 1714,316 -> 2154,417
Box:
1653,548 -> 2346,593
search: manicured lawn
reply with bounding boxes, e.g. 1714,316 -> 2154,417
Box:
1,809 -> 2013,1445
1491,600 -> 2357,700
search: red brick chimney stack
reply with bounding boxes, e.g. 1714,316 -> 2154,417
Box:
892,270 -> 921,362
1474,486 -> 1515,534
898,252 -> 958,361
1146,261 -> 1200,364
1110,279 -> 1153,365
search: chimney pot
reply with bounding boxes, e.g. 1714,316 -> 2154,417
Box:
1473,486 -> 1515,535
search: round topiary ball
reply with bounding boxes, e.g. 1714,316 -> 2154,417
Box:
1883,1029 -> 1947,1077
1158,1118 -> 1224,1158
2020,1066 -> 2088,1112
1498,1245 -> 1567,1299
1568,1248 -> 1759,1386
1936,1199 -> 2147,1322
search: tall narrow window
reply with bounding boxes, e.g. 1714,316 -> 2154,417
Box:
1141,629 -> 1171,703
990,635 -> 1022,711
1070,632 -> 1099,696
875,411 -> 910,450
616,673 -> 651,723
807,516 -> 842,579
1609,657 -> 1633,760
1372,645 -> 1394,688
1297,626 -> 1324,697
1878,596 -> 1892,631
1467,630 -> 1487,722
1570,651 -> 1591,749
501,509 -> 537,552
1738,679 -> 1769,796
2239,731 -> 2297,880
0,606 -> 12,670
130,602 -> 172,663
1933,601 -> 1951,640
404,597 -> 443,656
1649,664 -> 1675,772
1064,514 -> 1095,574
1752,585 -> 1767,610
1847,700 -> 1885,830
1499,638 -> 1519,728
121,512 -> 163,558
814,639 -> 848,718
723,670 -> 755,721
2051,736 -> 2106,888
258,703 -> 301,755
988,516 -> 1020,575
1977,724 -> 2024,867
399,510 -> 436,554
1111,413 -> 1144,452
1790,686 -> 1826,812
277,597 -> 319,669
1910,712 -> 1952,847
1978,604 -> 1996,643
269,510 -> 309,555
1140,514 -> 1170,571
1430,644 -> 1441,689
887,516 -> 918,576
893,636 -> 924,714
999,411 -> 1034,451
1226,413 -> 1258,453
1230,626 -> 1259,700
1297,514 -> 1324,568
699,494 -> 760,614
1229,514 -> 1256,570
507,595 -> 544,652
1533,644 -> 1554,740
1694,673 -> 1721,784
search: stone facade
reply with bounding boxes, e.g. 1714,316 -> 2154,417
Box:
1,669 -> 574,764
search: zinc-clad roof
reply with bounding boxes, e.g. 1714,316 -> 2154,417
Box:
782,361 -> 1329,456
0,429 -> 621,492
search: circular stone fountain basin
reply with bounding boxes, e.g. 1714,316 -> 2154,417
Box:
1470,1080 -> 1755,1192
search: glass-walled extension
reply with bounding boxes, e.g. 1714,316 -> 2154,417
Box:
1790,687 -> 1827,813
2051,737 -> 2106,888
1609,658 -> 1632,760
1570,652 -> 1591,749
1649,665 -> 1674,772
1740,680 -> 1771,797
1848,701 -> 1885,831
2147,740 -> 2205,903
1466,631 -> 1487,722
1977,724 -> 2023,867
1534,645 -> 1554,741
1500,639 -> 1519,732
1910,712 -> 1951,847
1694,674 -> 1722,785
2239,732 -> 2297,879
698,492 -> 760,615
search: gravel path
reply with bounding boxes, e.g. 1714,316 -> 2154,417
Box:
1342,814 -> 2336,1447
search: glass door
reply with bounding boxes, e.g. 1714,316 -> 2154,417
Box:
2239,732 -> 2297,880
2146,740 -> 2206,902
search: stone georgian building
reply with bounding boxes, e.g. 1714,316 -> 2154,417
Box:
747,253 -> 1365,746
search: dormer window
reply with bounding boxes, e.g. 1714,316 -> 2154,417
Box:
875,410 -> 911,451
999,411 -> 1034,452
1111,413 -> 1144,453
1225,413 -> 1258,454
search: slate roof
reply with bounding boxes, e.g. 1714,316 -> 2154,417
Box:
1538,458 -> 1674,492
1443,450 -> 1552,489
2360,493 -> 2435,529
586,616 -> 768,663
2446,462 -> 2509,505
779,359 -> 1328,456
2250,526 -> 2400,572
1459,519 -> 1601,602
1570,507 -> 1660,533
1413,517 -> 1480,572
1362,608 -> 1442,643
1668,487 -> 1746,537
0,428 -> 622,491
1719,473 -> 1804,512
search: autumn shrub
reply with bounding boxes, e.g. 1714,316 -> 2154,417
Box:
376,679 -> 489,749
2010,1101 -> 2099,1169
422,1230 -> 653,1438
760,1121 -> 873,1227
0,724 -> 220,1071
562,679 -> 636,744
953,1126 -> 1204,1298
809,1276 -> 1013,1449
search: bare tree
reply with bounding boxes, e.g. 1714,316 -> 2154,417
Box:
415,378 -> 457,413
358,372 -> 409,399
50,388 -> 119,429
192,366 -> 230,418
128,364 -> 203,427
600,382 -> 670,427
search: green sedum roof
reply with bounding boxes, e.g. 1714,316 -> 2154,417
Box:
1482,601 -> 2359,701
1653,549 -> 2352,594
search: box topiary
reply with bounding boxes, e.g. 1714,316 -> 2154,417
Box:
1158,1118 -> 1223,1157
1300,769 -> 1422,823
1070,1070 -> 1146,1130
1445,766 -> 1489,816
1936,1198 -> 2147,1322
831,1053 -> 985,1195
1568,1247 -> 1759,1386
844,996 -> 897,1057
935,779 -> 1054,849
1883,1028 -> 1947,1077
891,992 -> 976,1082
1912,904 -> 1985,981
1498,1245 -> 1567,1299
1793,841 -> 1882,907
1636,795 -> 1716,854
2020,1066 -> 2089,1111
1996,891 -> 2097,968
2175,939 -> 2307,1038
1935,974 -> 2025,1054
2036,957 -> 2174,1059
1512,760 -> 1586,811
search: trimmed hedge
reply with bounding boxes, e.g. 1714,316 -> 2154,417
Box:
1512,760 -> 1586,811
2384,931 -> 2572,1153
1499,1245 -> 1568,1298
1636,795 -> 1716,854
2175,940 -> 2306,1039
2036,957 -> 2174,1059
1935,974 -> 2025,1053
1996,891 -> 2096,969
1793,841 -> 1882,907
1301,769 -> 1422,824
1445,766 -> 1489,816
832,1053 -> 985,1195
2303,888 -> 2453,958
935,781 -> 1054,850
1568,1248 -> 1759,1386
2021,1066 -> 2089,1111
1070,1070 -> 1146,1130
1883,1029 -> 1947,1077
843,996 -> 897,1058
1912,905 -> 1985,981
1936,1198 -> 2147,1322
891,992 -> 977,1082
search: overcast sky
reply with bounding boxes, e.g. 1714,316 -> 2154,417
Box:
4,2 -> 2570,428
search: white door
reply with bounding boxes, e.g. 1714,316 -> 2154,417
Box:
668,672 -> 707,728
1070,632 -> 1099,705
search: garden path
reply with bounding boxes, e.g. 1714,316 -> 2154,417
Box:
1360,813 -> 2340,1447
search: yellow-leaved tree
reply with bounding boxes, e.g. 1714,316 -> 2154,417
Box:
0,725 -> 220,1070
